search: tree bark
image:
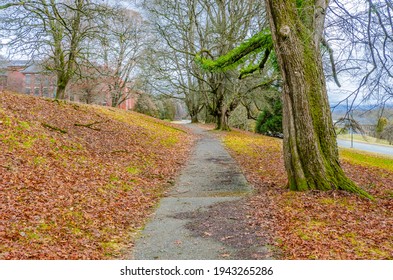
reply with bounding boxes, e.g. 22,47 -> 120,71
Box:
217,106 -> 230,131
264,0 -> 371,198
55,69 -> 68,100
214,82 -> 230,131
56,85 -> 66,100
189,103 -> 200,123
191,114 -> 199,123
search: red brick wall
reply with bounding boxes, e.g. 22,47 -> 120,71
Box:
2,64 -> 137,110
5,71 -> 56,97
118,93 -> 138,110
7,71 -> 25,93
0,76 -> 6,91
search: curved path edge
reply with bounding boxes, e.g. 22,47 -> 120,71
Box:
131,124 -> 272,260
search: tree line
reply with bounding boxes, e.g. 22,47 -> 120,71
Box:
0,1 -> 148,107
1,0 -> 392,197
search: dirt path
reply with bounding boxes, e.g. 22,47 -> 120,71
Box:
131,124 -> 272,260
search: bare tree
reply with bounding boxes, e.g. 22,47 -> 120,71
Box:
194,0 -> 266,130
94,7 -> 147,107
381,124 -> 393,144
326,0 -> 393,110
140,0 -> 206,123
141,0 -> 265,129
0,0 -> 109,99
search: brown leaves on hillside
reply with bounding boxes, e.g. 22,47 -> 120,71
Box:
224,131 -> 393,259
0,91 -> 194,259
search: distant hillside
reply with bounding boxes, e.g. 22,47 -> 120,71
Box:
331,103 -> 393,125
0,91 -> 194,259
332,103 -> 393,112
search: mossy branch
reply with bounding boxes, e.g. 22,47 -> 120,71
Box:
42,123 -> 67,134
195,30 -> 273,72
0,164 -> 12,170
239,49 -> 272,79
0,2 -> 25,10
74,121 -> 107,131
321,37 -> 341,87
239,64 -> 260,79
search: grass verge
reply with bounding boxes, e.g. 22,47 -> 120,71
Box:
223,130 -> 393,259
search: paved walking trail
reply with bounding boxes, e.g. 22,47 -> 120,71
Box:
131,124 -> 271,260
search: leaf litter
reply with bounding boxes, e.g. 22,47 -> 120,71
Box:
0,91 -> 194,259
223,130 -> 393,260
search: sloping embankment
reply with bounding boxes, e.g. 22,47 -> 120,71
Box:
0,91 -> 194,259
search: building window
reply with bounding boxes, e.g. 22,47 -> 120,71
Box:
44,77 -> 50,87
34,87 -> 40,96
35,74 -> 41,86
25,87 -> 31,94
25,74 -> 31,87
43,87 -> 49,97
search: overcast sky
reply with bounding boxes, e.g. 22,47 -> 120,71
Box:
1,0 -> 389,108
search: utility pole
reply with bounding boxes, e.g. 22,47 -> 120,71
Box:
346,99 -> 354,148
350,109 -> 354,148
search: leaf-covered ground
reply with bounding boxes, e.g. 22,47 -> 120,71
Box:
223,130 -> 393,260
0,91 -> 194,259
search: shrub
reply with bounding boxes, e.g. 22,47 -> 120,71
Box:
255,98 -> 282,138
134,93 -> 159,118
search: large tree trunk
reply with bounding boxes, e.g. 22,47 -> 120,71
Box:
185,96 -> 200,123
55,70 -> 68,100
215,104 -> 230,131
214,76 -> 230,131
56,85 -> 66,100
216,105 -> 230,131
265,0 -> 371,198
190,106 -> 199,123
191,114 -> 199,123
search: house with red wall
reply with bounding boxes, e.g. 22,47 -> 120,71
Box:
0,60 -> 56,97
0,60 -> 138,110
68,72 -> 139,111
118,94 -> 138,110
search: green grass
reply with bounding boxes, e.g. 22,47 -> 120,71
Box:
340,148 -> 393,172
125,166 -> 141,175
33,156 -> 47,166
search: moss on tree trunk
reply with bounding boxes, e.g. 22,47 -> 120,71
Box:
265,0 -> 372,199
55,71 -> 69,100
191,114 -> 199,123
56,85 -> 66,100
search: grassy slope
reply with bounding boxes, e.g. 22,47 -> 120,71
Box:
223,130 -> 393,260
340,148 -> 393,172
0,91 -> 194,259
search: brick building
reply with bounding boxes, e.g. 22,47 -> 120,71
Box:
67,74 -> 139,111
0,60 -> 138,110
0,60 -> 57,97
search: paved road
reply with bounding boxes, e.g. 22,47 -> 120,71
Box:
337,139 -> 393,157
131,124 -> 271,260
